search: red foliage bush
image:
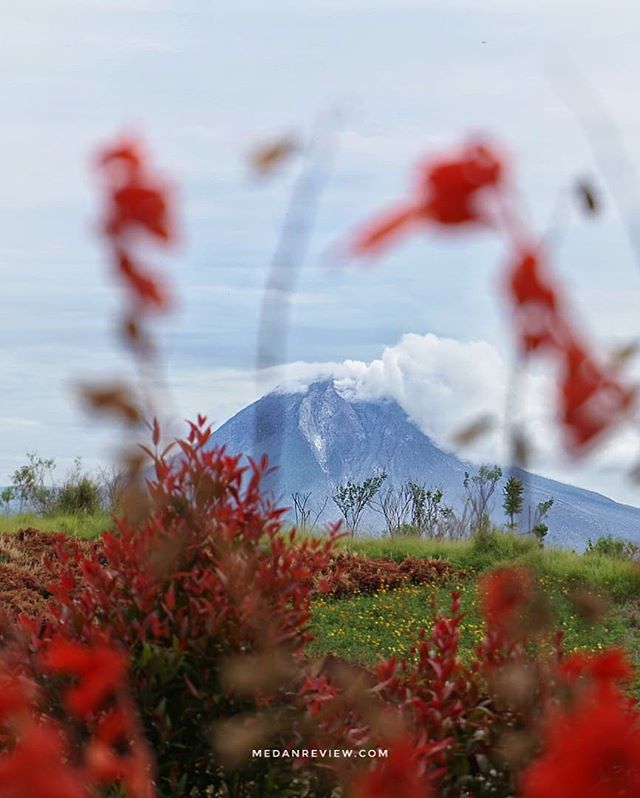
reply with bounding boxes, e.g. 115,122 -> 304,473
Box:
315,552 -> 465,597
33,419 -> 340,795
399,556 -> 465,586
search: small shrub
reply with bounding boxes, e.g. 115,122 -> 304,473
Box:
7,453 -> 57,514
55,476 -> 102,516
333,472 -> 387,535
470,528 -> 538,564
585,533 -> 640,560
364,569 -> 637,797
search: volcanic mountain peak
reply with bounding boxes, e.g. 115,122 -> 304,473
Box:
211,378 -> 640,550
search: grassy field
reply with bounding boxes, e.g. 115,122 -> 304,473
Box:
0,512 -> 112,538
342,532 -> 640,601
1,515 -> 638,679
309,532 -> 640,681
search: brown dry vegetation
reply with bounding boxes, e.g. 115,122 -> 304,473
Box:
0,528 -> 97,619
315,551 -> 466,597
0,529 -> 466,619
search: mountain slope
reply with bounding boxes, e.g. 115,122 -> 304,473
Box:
211,379 -> 640,550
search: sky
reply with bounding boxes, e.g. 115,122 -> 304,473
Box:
3,0 -> 640,502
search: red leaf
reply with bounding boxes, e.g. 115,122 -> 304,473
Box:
108,183 -> 172,242
165,583 -> 176,612
347,139 -> 505,258
559,344 -> 634,453
42,639 -> 127,717
506,249 -> 570,354
349,203 -> 421,255
116,250 -> 169,310
152,417 -> 161,447
422,141 -> 503,226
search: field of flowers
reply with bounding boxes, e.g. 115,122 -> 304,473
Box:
309,552 -> 640,678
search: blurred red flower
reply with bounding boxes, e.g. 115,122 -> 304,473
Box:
96,137 -> 175,315
42,639 -> 126,717
349,141 -> 505,255
422,141 -> 503,226
507,249 -> 570,354
521,688 -> 640,798
480,566 -> 533,630
560,647 -> 634,686
559,344 -> 634,453
98,140 -> 173,243
0,723 -> 87,798
506,248 -> 635,452
350,737 -> 434,798
116,250 -> 169,311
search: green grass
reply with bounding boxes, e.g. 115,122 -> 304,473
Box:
1,519 -> 636,676
339,531 -> 640,602
0,512 -> 112,538
309,531 -> 640,680
309,576 -> 631,664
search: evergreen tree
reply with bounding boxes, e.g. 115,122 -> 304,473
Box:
502,475 -> 524,531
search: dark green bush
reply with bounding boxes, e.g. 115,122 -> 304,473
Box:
54,475 -> 102,515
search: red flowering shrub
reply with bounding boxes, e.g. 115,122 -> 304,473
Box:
340,565 -> 640,798
32,418 -> 340,795
0,468 -> 636,798
369,592 -> 513,796
398,556 -> 466,587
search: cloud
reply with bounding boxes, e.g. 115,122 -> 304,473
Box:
171,331 -> 640,506
173,333 -> 513,458
334,333 -> 506,442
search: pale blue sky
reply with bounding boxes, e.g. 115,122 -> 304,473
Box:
3,0 -> 640,502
